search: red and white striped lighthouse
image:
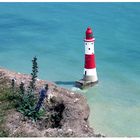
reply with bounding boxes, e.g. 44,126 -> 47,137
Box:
83,27 -> 98,83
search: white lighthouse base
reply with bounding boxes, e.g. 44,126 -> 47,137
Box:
75,79 -> 98,89
84,68 -> 98,82
83,75 -> 98,82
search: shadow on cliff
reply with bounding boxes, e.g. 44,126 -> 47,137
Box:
54,81 -> 75,86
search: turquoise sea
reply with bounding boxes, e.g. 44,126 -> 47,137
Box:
0,2 -> 140,137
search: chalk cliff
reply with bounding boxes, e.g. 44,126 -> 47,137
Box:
0,68 -> 103,137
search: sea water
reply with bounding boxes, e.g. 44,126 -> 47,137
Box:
0,2 -> 140,137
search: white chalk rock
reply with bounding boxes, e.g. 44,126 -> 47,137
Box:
74,98 -> 79,103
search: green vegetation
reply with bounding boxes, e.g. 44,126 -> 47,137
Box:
17,90 -> 46,121
19,82 -> 25,95
28,56 -> 38,92
0,56 -> 46,136
17,56 -> 46,121
0,87 -> 18,137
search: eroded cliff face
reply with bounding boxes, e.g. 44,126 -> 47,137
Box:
0,67 -> 102,137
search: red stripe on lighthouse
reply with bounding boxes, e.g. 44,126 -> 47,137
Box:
84,54 -> 96,69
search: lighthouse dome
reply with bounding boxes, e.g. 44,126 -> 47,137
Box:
86,27 -> 94,40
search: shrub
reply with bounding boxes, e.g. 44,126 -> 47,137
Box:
17,56 -> 46,121
28,56 -> 38,92
19,82 -> 25,95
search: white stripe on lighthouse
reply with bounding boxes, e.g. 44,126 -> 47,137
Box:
85,42 -> 94,55
84,68 -> 97,76
84,68 -> 98,82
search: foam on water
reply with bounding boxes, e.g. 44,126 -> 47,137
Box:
0,3 -> 140,136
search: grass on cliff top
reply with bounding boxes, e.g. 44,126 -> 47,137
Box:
0,86 -> 18,137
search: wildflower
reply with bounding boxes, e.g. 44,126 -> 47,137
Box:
35,84 -> 48,112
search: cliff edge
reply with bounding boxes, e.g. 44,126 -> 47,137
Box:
0,67 -> 103,137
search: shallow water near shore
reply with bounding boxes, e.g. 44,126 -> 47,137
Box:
0,3 -> 140,136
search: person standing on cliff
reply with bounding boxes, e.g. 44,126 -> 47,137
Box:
35,84 -> 49,112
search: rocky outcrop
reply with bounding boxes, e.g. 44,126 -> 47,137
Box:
0,67 -> 103,137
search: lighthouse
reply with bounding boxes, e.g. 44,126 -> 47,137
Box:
83,27 -> 98,82
75,27 -> 98,89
